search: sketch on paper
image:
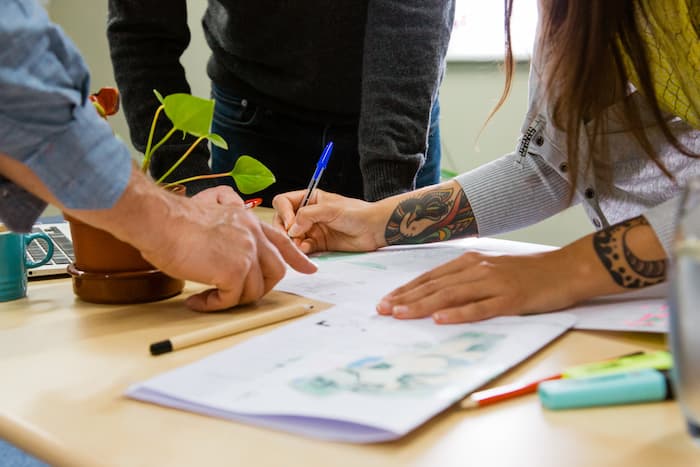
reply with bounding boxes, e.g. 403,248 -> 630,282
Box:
563,299 -> 669,333
625,306 -> 669,329
291,331 -> 505,397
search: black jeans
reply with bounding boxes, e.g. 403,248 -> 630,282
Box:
210,84 -> 441,205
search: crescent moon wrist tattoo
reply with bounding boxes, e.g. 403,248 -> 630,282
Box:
592,216 -> 666,288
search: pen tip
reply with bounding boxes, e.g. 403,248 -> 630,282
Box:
150,340 -> 173,356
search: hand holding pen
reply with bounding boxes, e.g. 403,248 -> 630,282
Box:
271,141 -> 385,253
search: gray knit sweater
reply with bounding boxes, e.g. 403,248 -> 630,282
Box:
456,43 -> 700,255
106,0 -> 454,200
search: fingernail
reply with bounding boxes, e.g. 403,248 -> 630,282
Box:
392,305 -> 409,317
376,300 -> 392,314
288,224 -> 301,237
432,312 -> 446,323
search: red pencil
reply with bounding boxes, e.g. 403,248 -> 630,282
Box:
244,197 -> 263,209
460,374 -> 563,409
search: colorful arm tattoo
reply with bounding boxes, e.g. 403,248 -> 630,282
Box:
384,186 -> 477,245
592,216 -> 666,288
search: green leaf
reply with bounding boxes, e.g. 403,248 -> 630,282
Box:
231,155 -> 276,194
153,89 -> 165,104
207,133 -> 228,150
161,93 -> 215,137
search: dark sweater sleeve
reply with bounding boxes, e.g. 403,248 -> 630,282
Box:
106,0 -> 215,194
359,0 -> 454,201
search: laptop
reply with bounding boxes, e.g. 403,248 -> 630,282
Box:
27,219 -> 74,279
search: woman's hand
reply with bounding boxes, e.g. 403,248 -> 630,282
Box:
376,248 -> 588,323
376,214 -> 669,324
272,189 -> 387,253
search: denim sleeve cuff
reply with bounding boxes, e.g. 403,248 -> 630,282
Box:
0,178 -> 47,233
24,102 -> 132,210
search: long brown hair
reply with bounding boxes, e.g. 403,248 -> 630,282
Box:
494,0 -> 697,192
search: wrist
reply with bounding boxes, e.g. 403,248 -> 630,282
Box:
371,197 -> 398,248
557,234 -> 627,303
64,167 -> 175,256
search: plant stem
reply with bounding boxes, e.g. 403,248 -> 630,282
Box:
142,105 -> 165,173
156,135 -> 207,184
149,128 -> 178,157
161,172 -> 232,189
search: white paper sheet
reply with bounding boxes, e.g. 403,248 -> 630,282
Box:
275,238 -> 556,305
558,298 -> 668,333
127,306 -> 575,443
276,238 -> 669,333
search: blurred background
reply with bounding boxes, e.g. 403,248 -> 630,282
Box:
46,0 -> 592,247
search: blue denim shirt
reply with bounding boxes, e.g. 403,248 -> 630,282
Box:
0,0 -> 131,232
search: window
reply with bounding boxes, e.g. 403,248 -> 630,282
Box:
447,0 -> 538,61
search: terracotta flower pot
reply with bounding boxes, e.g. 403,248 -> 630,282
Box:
67,216 -> 152,272
64,185 -> 186,304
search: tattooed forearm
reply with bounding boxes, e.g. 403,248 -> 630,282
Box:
592,216 -> 666,288
384,185 -> 477,245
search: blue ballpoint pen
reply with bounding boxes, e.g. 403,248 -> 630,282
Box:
300,141 -> 334,208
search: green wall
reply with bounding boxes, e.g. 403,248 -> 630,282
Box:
439,62 -> 592,246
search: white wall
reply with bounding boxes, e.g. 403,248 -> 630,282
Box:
48,1 -> 591,246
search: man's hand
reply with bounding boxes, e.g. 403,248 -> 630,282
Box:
0,157 -> 317,312
138,185 -> 317,311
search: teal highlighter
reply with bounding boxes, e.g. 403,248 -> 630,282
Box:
538,369 -> 673,410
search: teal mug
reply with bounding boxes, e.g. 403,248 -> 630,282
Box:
0,227 -> 54,302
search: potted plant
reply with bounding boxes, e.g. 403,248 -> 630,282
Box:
67,88 -> 275,304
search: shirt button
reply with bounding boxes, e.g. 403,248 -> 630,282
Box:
585,187 -> 596,199
593,218 -> 601,228
559,162 -> 568,172
0,188 -> 8,198
241,99 -> 248,107
534,135 -> 545,146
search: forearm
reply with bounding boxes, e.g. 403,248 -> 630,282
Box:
0,155 -> 171,256
377,179 -> 478,245
64,167 -> 178,257
554,215 -> 667,303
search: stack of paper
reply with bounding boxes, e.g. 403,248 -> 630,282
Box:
128,305 -> 575,443
128,237 -> 667,442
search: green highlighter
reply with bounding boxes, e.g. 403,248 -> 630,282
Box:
539,351 -> 674,410
561,350 -> 672,379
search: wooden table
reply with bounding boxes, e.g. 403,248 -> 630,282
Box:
1,276 -> 698,467
3,203 -> 699,466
